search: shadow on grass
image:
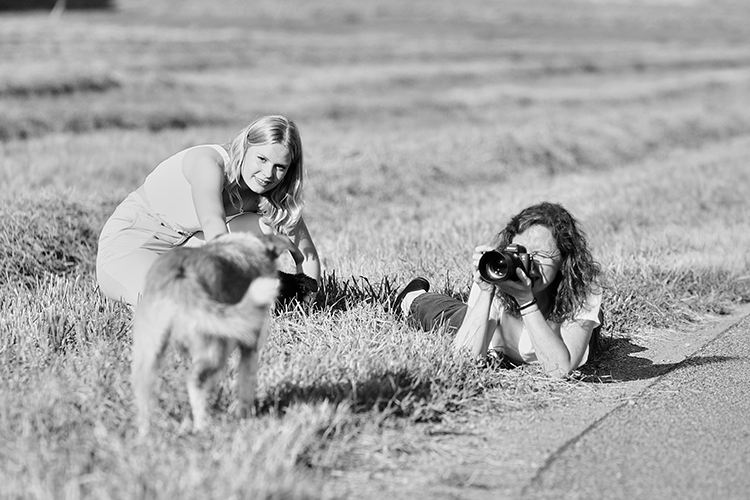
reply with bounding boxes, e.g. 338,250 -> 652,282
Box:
257,368 -> 433,417
578,337 -> 736,383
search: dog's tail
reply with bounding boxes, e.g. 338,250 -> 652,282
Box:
186,276 -> 279,346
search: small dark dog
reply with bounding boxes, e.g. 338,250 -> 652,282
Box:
131,233 -> 294,435
278,271 -> 319,306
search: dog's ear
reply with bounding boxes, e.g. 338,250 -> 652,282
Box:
260,234 -> 297,260
246,276 -> 279,307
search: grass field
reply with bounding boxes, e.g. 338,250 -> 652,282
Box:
2,0 -> 750,498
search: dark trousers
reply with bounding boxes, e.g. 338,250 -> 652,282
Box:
409,292 -> 468,333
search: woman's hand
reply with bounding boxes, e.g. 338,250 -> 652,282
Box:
494,267 -> 535,305
472,245 -> 535,305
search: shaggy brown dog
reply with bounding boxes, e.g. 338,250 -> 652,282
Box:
131,233 -> 292,435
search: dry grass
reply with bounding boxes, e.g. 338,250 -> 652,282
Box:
1,0 -> 750,498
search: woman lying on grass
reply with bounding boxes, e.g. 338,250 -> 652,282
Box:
394,202 -> 603,378
96,114 -> 321,307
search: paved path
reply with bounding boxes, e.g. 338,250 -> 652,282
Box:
522,306 -> 750,500
330,304 -> 750,500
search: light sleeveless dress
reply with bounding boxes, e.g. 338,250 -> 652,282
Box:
96,144 -> 258,306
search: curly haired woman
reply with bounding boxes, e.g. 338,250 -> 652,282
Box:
394,202 -> 603,378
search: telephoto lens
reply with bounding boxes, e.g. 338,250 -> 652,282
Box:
479,250 -> 515,283
478,245 -> 529,284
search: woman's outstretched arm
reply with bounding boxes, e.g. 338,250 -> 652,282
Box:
287,216 -> 321,282
183,147 -> 229,241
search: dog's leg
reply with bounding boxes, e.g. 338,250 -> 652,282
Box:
186,338 -> 227,432
131,302 -> 172,437
237,344 -> 261,418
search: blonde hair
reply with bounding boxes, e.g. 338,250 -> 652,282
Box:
224,115 -> 304,233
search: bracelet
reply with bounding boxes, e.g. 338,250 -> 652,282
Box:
521,307 -> 539,317
518,298 -> 537,311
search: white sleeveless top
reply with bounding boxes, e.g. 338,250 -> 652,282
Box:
467,283 -> 602,367
142,144 -> 231,232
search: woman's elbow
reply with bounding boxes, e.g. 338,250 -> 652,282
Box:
541,339 -> 589,378
541,358 -> 577,379
546,366 -> 573,379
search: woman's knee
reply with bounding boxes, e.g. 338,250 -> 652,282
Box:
96,252 -> 156,306
97,266 -> 141,306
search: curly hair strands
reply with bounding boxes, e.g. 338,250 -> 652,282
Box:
492,202 -> 601,322
225,115 -> 305,233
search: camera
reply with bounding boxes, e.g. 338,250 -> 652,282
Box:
478,244 -> 535,284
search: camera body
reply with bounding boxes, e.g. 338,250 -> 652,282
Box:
478,244 -> 535,284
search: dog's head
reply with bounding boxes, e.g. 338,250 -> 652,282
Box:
213,233 -> 296,266
244,275 -> 280,308
187,233 -> 292,304
258,234 -> 298,262
277,271 -> 319,306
